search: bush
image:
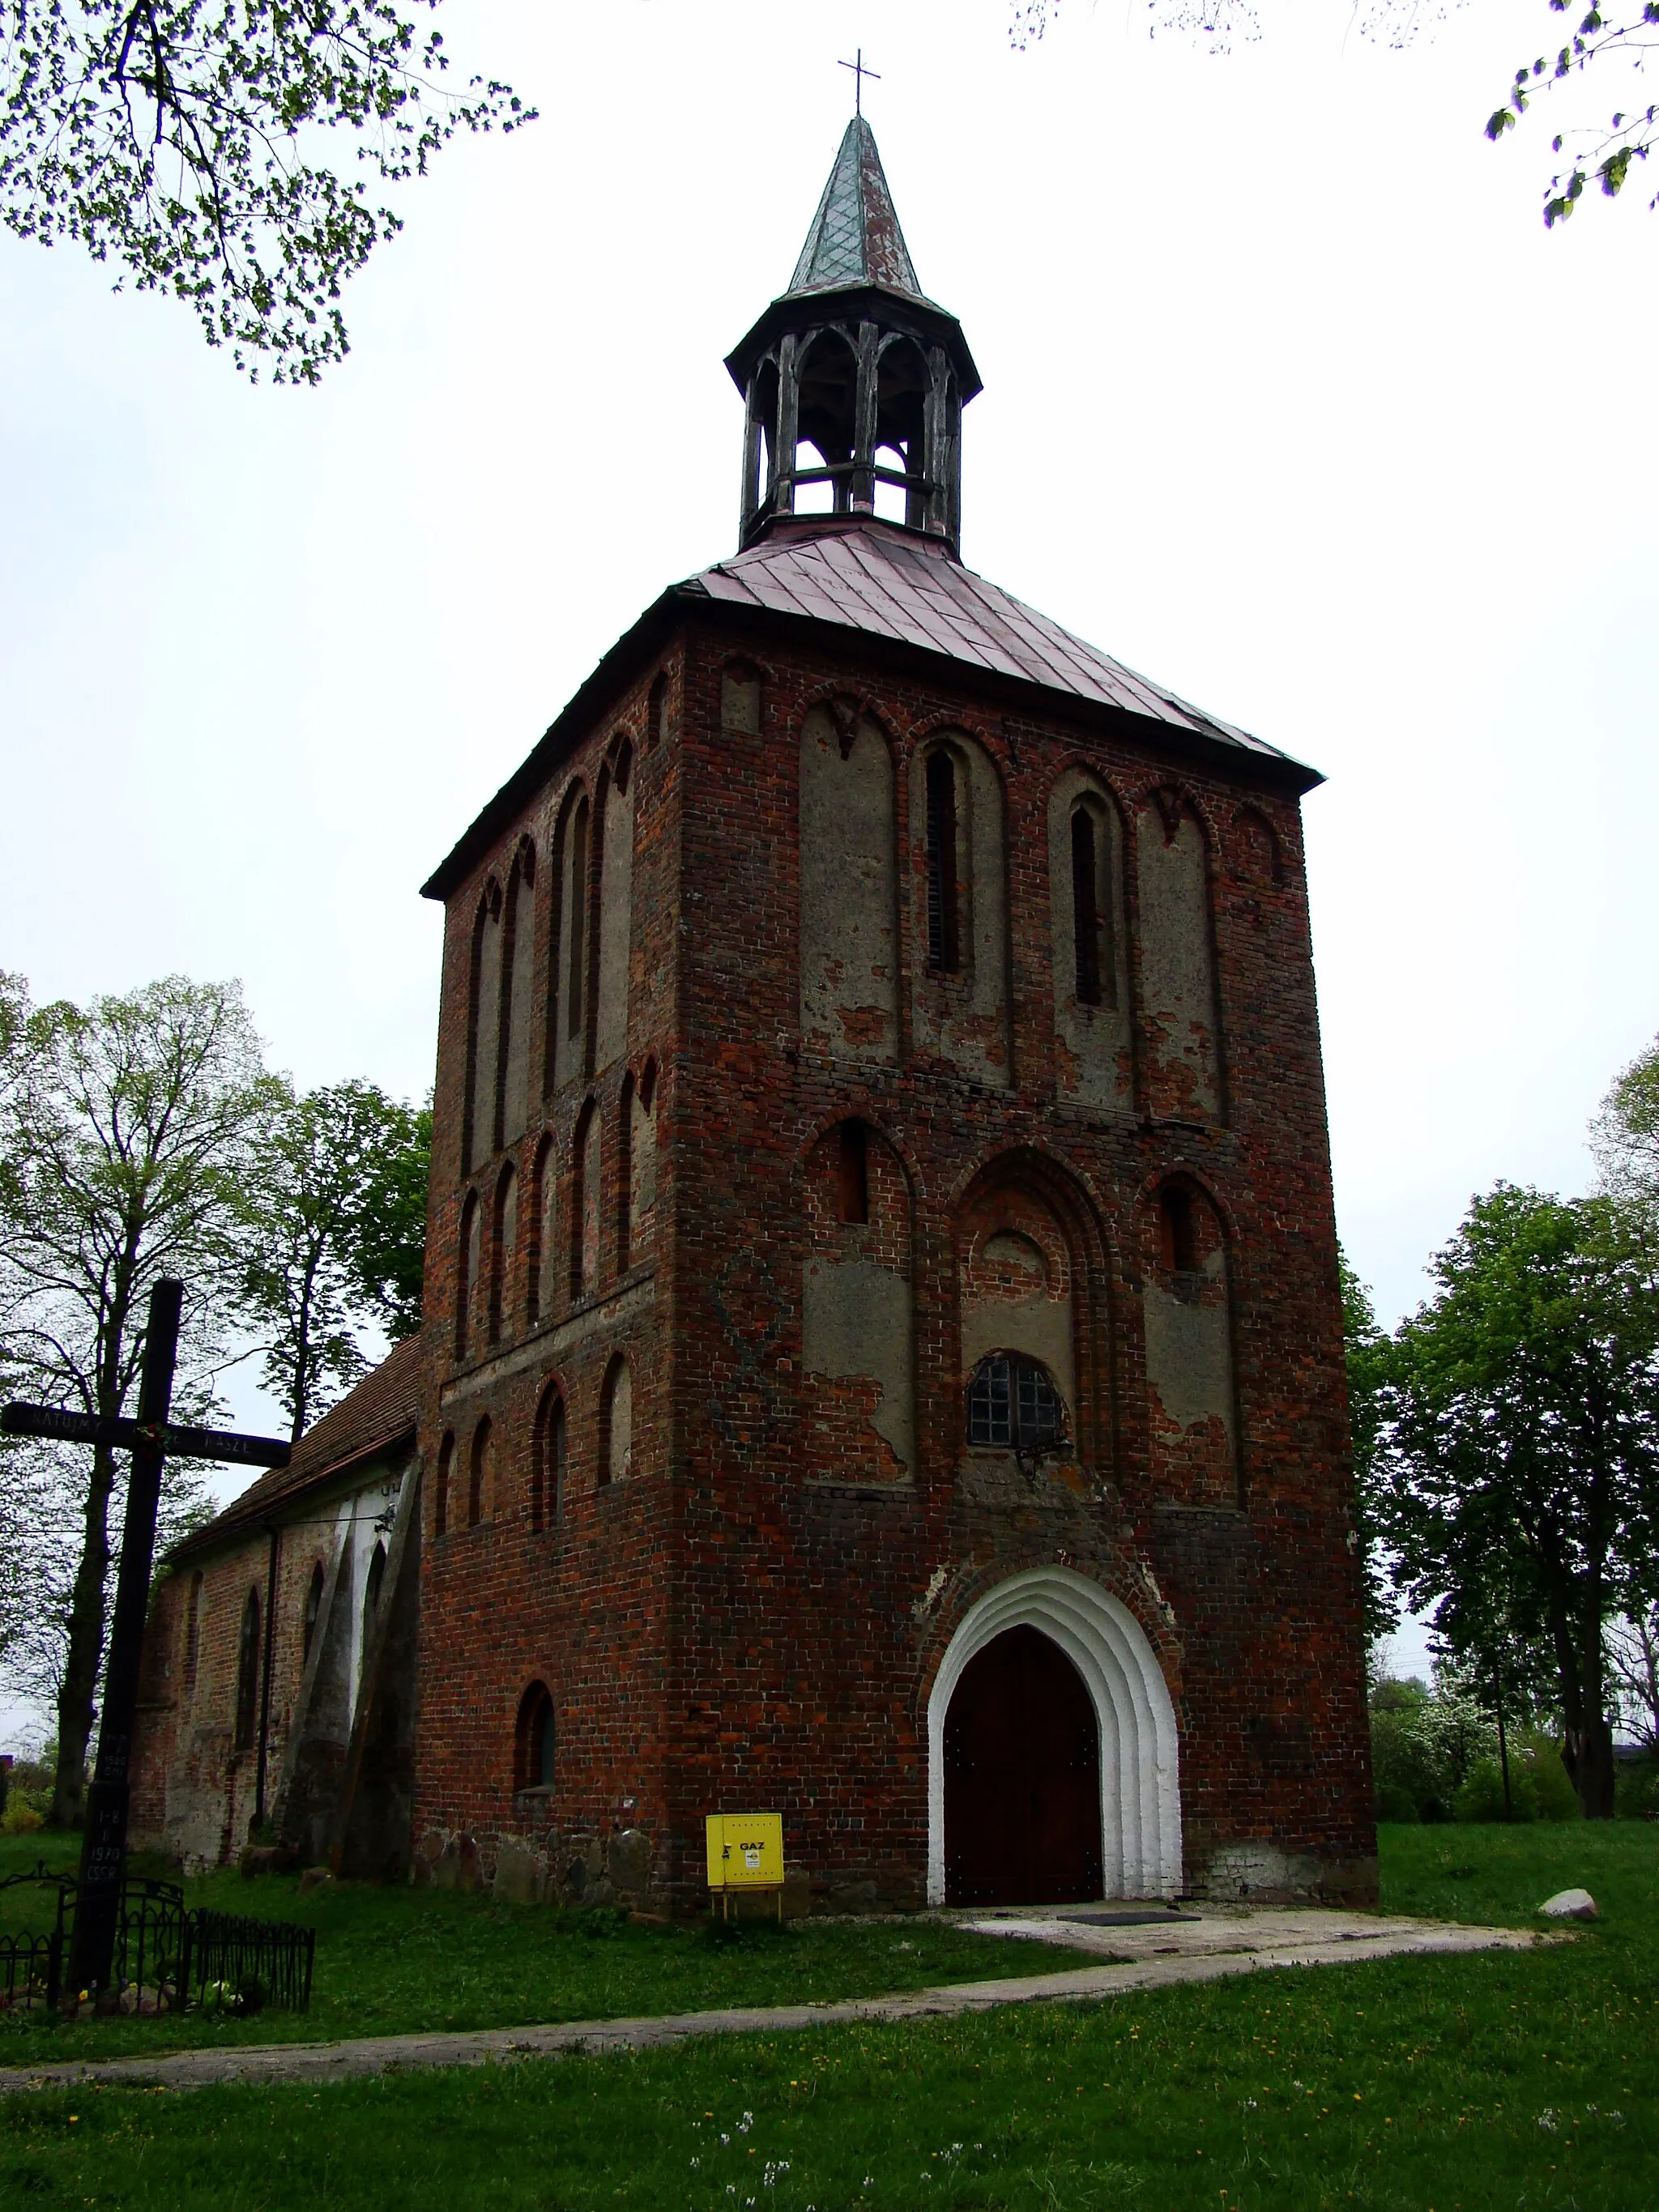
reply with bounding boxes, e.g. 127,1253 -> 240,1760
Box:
1370,1680 -> 1495,1822
0,1801 -> 44,1836
1614,1754 -> 1659,1819
1454,1758 -> 1535,1823
1453,1732 -> 1580,1822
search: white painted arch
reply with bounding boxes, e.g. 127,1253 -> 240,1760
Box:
927,1566 -> 1183,1904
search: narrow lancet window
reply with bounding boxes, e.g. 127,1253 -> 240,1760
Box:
1071,807 -> 1102,1007
837,1119 -> 869,1225
1160,1185 -> 1196,1275
925,748 -> 961,973
566,799 -> 589,1043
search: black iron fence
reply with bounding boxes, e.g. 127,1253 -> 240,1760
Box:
188,1905 -> 315,2014
0,1866 -> 71,2011
0,1865 -> 314,2016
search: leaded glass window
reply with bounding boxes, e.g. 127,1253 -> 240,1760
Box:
967,1354 -> 1066,1451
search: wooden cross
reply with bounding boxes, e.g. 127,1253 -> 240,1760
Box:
838,47 -> 881,116
3,1278 -> 291,2001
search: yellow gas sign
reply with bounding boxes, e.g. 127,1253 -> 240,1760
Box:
705,1812 -> 784,1890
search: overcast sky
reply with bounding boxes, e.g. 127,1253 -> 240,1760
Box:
3,0 -> 1655,1719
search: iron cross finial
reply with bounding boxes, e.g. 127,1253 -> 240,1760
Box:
838,47 -> 881,117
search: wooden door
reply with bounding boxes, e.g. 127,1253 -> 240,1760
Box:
944,1624 -> 1102,1905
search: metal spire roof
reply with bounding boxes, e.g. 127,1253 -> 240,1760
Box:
786,116 -> 929,302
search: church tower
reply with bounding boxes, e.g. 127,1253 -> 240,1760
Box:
134,117 -> 1372,1905
407,116 -> 1375,1912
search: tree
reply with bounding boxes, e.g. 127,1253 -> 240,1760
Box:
1606,1602 -> 1659,1750
1340,1247 -> 1398,1643
1010,0 -> 1659,230
1592,1036 -> 1659,1230
0,974 -> 271,1824
239,1078 -> 429,1440
0,2 -> 531,383
1375,1184 -> 1659,1818
343,1091 -> 429,1344
1484,6 -> 1659,230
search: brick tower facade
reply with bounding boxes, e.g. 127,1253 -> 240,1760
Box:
407,118 -> 1376,1913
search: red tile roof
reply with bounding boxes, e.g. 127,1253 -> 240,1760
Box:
171,1334 -> 425,1557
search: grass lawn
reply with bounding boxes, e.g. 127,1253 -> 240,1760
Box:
0,1832 -> 1082,2062
3,1822 -> 1657,2209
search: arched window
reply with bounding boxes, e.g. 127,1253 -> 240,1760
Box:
468,1417 -> 493,1528
966,1353 -> 1068,1452
517,1681 -> 556,1792
529,1132 -> 555,1322
800,701 -> 899,1063
872,334 -> 931,523
362,1541 -> 386,1657
301,1561 -> 325,1664
456,1190 -> 481,1360
924,748 -> 962,974
233,1586 -> 262,1752
837,1118 -> 869,1225
570,1099 -> 599,1301
1145,1177 -> 1238,1506
1235,805 -> 1282,889
182,1569 -> 204,1700
599,1354 -> 633,1485
595,744 -> 633,1073
435,1430 -> 455,1536
490,1162 -> 518,1344
647,670 -> 670,752
628,1059 -> 658,1259
1069,803 -> 1116,1008
498,841 -> 536,1148
616,1072 -> 635,1275
793,326 -> 859,514
1139,786 -> 1222,1123
463,880 -> 503,1174
566,798 -> 590,1046
533,1386 -> 565,1532
1049,773 -> 1130,1110
720,659 -> 762,734
1159,1184 -> 1196,1275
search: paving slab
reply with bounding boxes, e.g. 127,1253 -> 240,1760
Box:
0,1907 -> 1543,2099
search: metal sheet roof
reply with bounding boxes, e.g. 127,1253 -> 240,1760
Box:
786,117 -> 932,305
683,521 -> 1293,764
422,519 -> 1316,901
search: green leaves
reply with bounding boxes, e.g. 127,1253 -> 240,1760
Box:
238,1078 -> 430,1438
0,1 -> 534,381
1482,0 -> 1659,228
1368,1183 -> 1659,1816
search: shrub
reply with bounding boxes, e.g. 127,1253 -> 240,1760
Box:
1454,1757 -> 1536,1823
1370,1678 -> 1495,1822
1614,1754 -> 1659,1819
1453,1732 -> 1580,1822
1375,1782 -> 1419,1823
0,1801 -> 45,1836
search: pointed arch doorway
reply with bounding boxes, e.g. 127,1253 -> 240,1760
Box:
944,1625 -> 1102,1905
926,1566 -> 1183,1906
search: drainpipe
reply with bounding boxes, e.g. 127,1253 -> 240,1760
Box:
254,1524 -> 280,1835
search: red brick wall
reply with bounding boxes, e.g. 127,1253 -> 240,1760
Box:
412,611 -> 1374,1910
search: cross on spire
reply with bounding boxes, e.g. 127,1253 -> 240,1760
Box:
838,47 -> 880,116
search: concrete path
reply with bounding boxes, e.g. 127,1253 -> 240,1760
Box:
0,1907 -> 1541,2099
